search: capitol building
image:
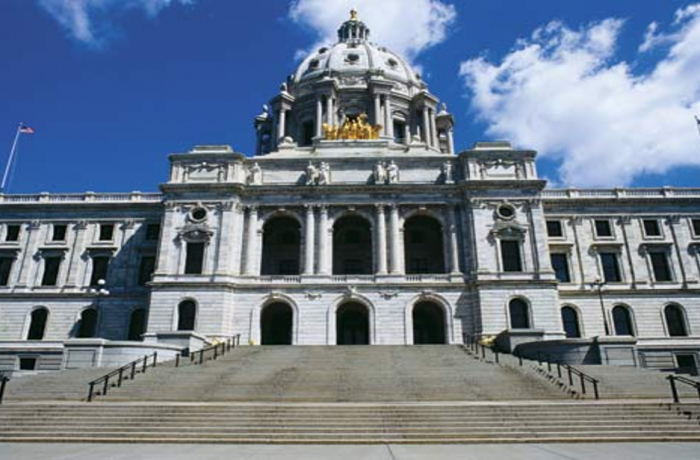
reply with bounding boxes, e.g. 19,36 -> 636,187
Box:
1,12 -> 699,375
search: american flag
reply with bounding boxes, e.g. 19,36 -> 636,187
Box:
19,125 -> 34,134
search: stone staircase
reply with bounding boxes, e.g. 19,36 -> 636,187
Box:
98,345 -> 568,402
3,345 -> 700,444
0,402 -> 699,443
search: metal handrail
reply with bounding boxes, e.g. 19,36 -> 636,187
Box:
87,352 -> 157,402
667,375 -> 700,403
0,375 -> 9,405
533,351 -> 600,400
464,334 -> 500,364
178,334 -> 241,368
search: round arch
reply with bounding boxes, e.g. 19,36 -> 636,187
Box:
506,296 -> 533,330
611,304 -> 637,337
403,294 -> 454,345
662,303 -> 690,337
326,294 -> 376,345
403,214 -> 446,274
174,298 -> 198,332
332,214 -> 374,275
250,294 -> 300,345
24,306 -> 50,341
75,306 -> 99,338
560,304 -> 583,338
261,215 -> 303,276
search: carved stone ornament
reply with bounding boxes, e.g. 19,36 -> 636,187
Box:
304,162 -> 331,186
178,224 -> 214,243
379,290 -> 399,300
489,221 -> 527,239
305,291 -> 322,300
343,286 -> 358,298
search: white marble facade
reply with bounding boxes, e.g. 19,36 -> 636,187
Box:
1,14 -> 699,372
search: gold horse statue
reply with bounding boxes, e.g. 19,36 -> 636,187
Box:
323,113 -> 382,141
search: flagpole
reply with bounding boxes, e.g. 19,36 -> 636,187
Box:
1,123 -> 23,193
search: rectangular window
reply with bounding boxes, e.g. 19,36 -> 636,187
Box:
278,260 -> 299,275
409,258 -> 430,274
550,254 -> 571,283
343,259 -> 363,275
19,357 -> 37,371
594,220 -> 613,238
90,256 -> 110,287
546,220 -> 563,238
138,256 -> 156,286
643,219 -> 662,237
184,242 -> 205,275
650,251 -> 673,282
52,224 -> 67,242
99,224 -> 115,242
501,240 -> 523,272
145,223 -> 161,241
393,121 -> 406,143
692,219 -> 700,237
600,252 -> 621,283
0,257 -> 15,286
41,256 -> 62,286
5,224 -> 20,242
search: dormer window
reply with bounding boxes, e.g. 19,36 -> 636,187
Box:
345,53 -> 360,64
308,59 -> 320,71
318,47 -> 328,54
387,58 -> 398,69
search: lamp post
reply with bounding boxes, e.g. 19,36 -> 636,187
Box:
591,278 -> 610,336
90,279 -> 110,338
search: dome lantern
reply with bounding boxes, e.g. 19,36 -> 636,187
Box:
337,9 -> 370,43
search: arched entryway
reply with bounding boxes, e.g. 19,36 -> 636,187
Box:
260,302 -> 293,345
336,302 -> 370,345
412,302 -> 446,344
261,217 -> 302,275
333,215 -> 373,275
404,215 -> 445,274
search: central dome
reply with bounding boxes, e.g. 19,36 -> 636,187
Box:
292,11 -> 424,92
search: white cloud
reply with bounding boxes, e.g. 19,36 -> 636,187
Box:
460,6 -> 700,187
288,0 -> 456,62
37,0 -> 195,48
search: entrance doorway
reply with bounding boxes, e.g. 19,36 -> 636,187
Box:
412,302 -> 446,344
260,303 -> 293,345
336,303 -> 370,345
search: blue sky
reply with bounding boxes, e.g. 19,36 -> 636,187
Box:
1,0 -> 699,193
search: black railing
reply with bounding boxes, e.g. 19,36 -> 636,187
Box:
667,375 -> 700,403
176,335 -> 241,368
533,351 -> 600,400
464,334 -> 500,363
87,352 -> 157,402
0,375 -> 9,405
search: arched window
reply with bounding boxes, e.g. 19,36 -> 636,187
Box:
561,306 -> 581,338
404,216 -> 445,274
412,302 -> 446,344
509,299 -> 530,329
664,304 -> 689,337
27,307 -> 49,340
333,216 -> 373,275
76,308 -> 98,338
177,300 -> 196,331
128,308 -> 147,341
261,217 -> 301,275
612,305 -> 635,336
260,303 -> 293,345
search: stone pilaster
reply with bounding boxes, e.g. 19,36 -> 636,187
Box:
376,205 -> 388,275
389,205 -> 403,274
243,206 -> 259,276
304,205 -> 316,275
317,206 -> 330,275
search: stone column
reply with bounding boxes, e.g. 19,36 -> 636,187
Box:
422,107 -> 430,146
373,93 -> 382,127
376,205 -> 388,275
389,205 -> 403,274
304,205 -> 315,275
385,96 -> 394,139
318,206 -> 330,275
277,109 -> 286,140
326,96 -> 333,126
404,124 -> 411,145
215,202 -> 236,275
447,206 -> 460,274
430,108 -> 438,148
243,206 -> 259,276
447,129 -> 455,154
315,96 -> 323,138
